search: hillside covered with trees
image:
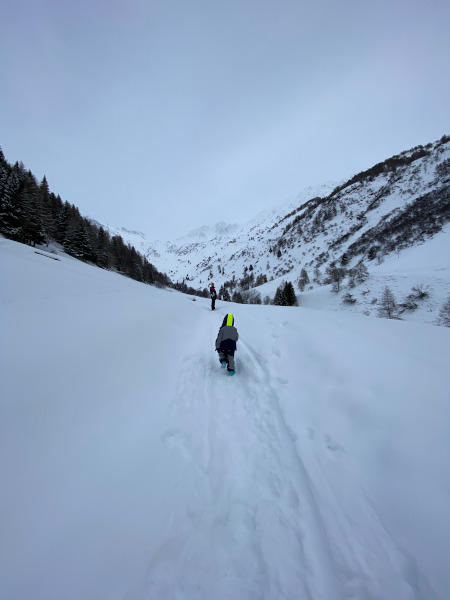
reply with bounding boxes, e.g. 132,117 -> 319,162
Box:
0,148 -> 171,287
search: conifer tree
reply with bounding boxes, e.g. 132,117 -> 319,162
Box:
0,162 -> 23,240
63,218 -> 94,262
111,235 -> 127,272
63,221 -> 82,258
378,286 -> 398,319
142,259 -> 156,284
95,226 -> 110,269
125,246 -> 143,281
0,146 -> 9,199
283,281 -> 297,306
232,290 -> 244,304
39,176 -> 55,243
274,285 -> 287,306
20,171 -> 46,246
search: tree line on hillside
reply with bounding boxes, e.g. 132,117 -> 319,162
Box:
173,277 -> 298,306
330,135 -> 449,196
0,148 -> 171,287
272,135 -> 450,274
212,280 -> 297,307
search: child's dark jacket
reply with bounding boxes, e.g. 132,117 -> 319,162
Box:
215,315 -> 239,352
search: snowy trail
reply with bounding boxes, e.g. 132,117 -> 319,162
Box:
145,307 -> 435,600
149,313 -> 337,599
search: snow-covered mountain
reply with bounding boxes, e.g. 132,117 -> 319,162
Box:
110,135 -> 450,325
100,182 -> 337,275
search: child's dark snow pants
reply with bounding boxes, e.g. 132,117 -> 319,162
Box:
218,350 -> 235,371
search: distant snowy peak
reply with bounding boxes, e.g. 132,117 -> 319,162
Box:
96,222 -> 145,240
185,221 -> 240,241
117,227 -> 147,239
179,184 -> 338,243
96,222 -> 158,256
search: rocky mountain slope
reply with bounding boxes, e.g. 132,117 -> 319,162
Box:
105,135 -> 450,324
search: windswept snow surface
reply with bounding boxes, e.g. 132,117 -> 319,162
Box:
1,238 -> 449,600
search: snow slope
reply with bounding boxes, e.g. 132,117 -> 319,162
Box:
1,238 -> 450,600
261,222 -> 450,324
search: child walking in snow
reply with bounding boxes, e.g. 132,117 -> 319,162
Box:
215,313 -> 239,375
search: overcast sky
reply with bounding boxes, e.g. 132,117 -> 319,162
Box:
1,0 -> 449,240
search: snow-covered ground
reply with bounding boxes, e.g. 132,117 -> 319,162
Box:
1,238 -> 449,600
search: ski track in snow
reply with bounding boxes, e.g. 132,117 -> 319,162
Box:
144,311 -> 436,600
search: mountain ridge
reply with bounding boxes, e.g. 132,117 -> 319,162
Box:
111,135 -> 450,324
